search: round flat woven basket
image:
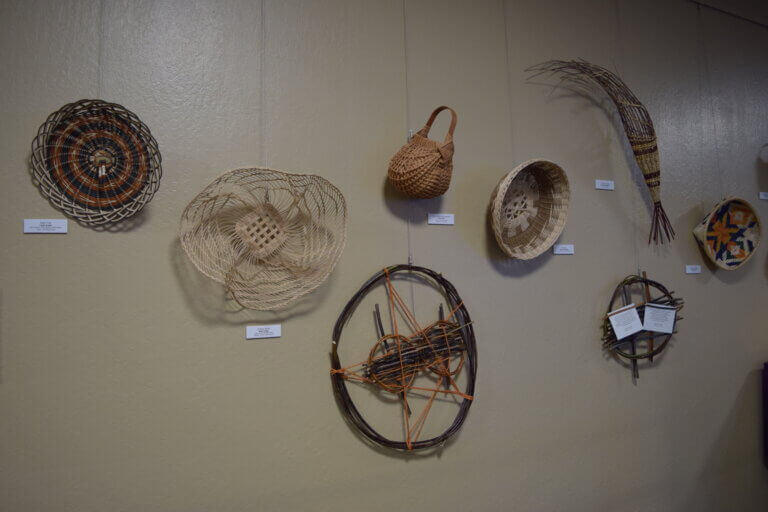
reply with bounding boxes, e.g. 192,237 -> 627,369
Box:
179,168 -> 347,311
693,197 -> 761,270
489,159 -> 570,259
30,99 -> 162,226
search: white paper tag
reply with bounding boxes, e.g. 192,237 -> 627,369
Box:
24,219 -> 68,234
428,213 -> 454,225
246,325 -> 282,339
595,179 -> 615,191
608,304 -> 644,340
759,191 -> 768,200
643,304 -> 676,334
685,265 -> 701,274
552,244 -> 574,255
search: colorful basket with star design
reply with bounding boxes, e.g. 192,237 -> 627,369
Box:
693,197 -> 761,270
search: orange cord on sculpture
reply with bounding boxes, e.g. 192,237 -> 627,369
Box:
330,265 -> 477,451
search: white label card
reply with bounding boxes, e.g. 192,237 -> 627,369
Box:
246,325 -> 282,339
428,213 -> 454,225
759,192 -> 768,200
643,304 -> 676,334
685,265 -> 701,274
24,219 -> 68,234
608,304 -> 644,340
595,179 -> 615,191
552,244 -> 574,255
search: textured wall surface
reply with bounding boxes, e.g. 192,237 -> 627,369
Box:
1,1 -> 767,510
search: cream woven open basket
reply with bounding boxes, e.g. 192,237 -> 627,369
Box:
489,159 -> 570,259
179,168 -> 347,311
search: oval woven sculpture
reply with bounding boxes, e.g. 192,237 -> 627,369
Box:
489,159 -> 570,259
30,99 -> 162,225
693,197 -> 761,270
331,264 -> 477,451
179,168 -> 347,311
388,106 -> 456,199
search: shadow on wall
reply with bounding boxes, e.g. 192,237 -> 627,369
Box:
0,290 -> 3,385
483,207 -> 553,277
169,237 -> 331,325
756,143 -> 768,192
683,369 -> 768,510
382,176 -> 443,225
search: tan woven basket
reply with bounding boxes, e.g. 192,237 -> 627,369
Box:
489,159 -> 570,260
693,197 -> 761,270
30,99 -> 162,226
388,106 -> 456,199
179,168 -> 347,311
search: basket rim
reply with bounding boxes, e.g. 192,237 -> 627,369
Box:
489,158 -> 571,260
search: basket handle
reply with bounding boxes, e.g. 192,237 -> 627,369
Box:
417,106 -> 457,145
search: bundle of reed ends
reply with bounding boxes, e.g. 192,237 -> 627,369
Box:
529,60 -> 675,244
330,265 -> 477,451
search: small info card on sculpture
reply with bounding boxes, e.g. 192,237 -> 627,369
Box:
608,304 -> 643,340
643,304 -> 676,334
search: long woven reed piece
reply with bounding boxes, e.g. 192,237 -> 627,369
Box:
179,168 -> 347,311
529,60 -> 675,244
489,159 -> 570,259
693,197 -> 761,270
601,274 -> 684,381
30,99 -> 162,226
388,106 -> 457,199
331,264 -> 477,451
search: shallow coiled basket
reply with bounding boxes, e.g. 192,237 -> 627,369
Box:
693,197 -> 761,270
489,159 -> 570,259
180,168 -> 347,311
30,99 -> 162,226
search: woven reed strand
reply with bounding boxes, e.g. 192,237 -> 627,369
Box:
529,60 -> 675,244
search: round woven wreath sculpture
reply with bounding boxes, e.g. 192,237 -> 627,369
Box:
489,159 -> 570,259
180,168 -> 347,311
601,274 -> 684,381
331,265 -> 477,451
30,99 -> 162,226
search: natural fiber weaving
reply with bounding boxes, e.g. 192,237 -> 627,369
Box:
489,159 -> 570,259
602,274 -> 684,381
529,60 -> 675,244
693,197 -> 761,270
30,99 -> 161,226
179,168 -> 347,311
331,265 -> 476,451
388,106 -> 457,199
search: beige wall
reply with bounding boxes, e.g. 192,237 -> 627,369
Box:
1,0 -> 767,510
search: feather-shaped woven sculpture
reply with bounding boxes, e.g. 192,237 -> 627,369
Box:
529,60 -> 675,244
